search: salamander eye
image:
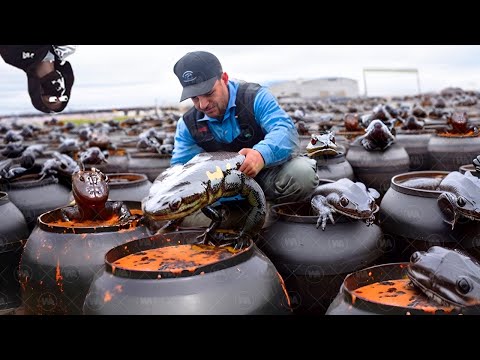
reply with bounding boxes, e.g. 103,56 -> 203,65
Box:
457,197 -> 466,207
311,138 -> 317,145
169,198 -> 181,211
340,196 -> 349,207
456,277 -> 472,294
79,175 -> 84,181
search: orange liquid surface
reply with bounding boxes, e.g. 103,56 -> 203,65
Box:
438,129 -> 477,137
49,208 -> 142,228
114,244 -> 242,274
353,279 -> 455,313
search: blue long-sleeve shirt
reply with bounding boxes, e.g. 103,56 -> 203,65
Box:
171,79 -> 299,167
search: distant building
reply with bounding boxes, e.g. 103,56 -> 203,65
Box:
269,77 -> 359,99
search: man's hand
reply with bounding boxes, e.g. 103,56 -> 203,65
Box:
238,148 -> 265,178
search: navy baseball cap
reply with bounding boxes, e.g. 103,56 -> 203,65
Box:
173,51 -> 223,102
28,60 -> 74,113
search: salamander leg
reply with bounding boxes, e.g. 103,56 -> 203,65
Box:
196,205 -> 223,245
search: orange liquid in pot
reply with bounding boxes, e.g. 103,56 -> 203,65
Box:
353,279 -> 455,313
114,244 -> 243,274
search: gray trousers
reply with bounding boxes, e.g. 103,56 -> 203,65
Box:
181,155 -> 319,227
255,155 -> 318,203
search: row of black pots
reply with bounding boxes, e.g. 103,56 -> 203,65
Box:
327,132 -> 480,198
379,171 -> 480,263
17,197 -> 385,315
16,167 -> 480,315
0,172 -> 152,314
0,175 -> 71,232
388,130 -> 480,173
152,186 -> 386,315
17,192 -> 290,314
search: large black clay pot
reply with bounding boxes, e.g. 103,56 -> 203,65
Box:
116,136 -> 139,153
346,142 -> 410,195
459,164 -> 480,178
81,148 -> 129,174
428,134 -> 480,171
106,173 -> 152,202
314,153 -> 354,181
395,130 -> 433,171
257,201 -> 384,314
325,263 -> 466,315
0,192 -> 29,311
379,171 -> 480,262
19,201 -> 152,315
127,151 -> 171,181
83,230 -> 291,315
0,174 -> 71,231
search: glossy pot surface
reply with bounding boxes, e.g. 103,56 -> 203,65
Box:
0,174 -> 71,231
259,201 -> 384,314
20,201 -> 152,315
0,192 -> 29,310
326,262 -> 465,315
346,143 -> 410,195
428,134 -> 480,171
83,230 -> 291,315
106,173 -> 152,202
379,171 -> 480,262
314,153 -> 354,181
395,131 -> 433,171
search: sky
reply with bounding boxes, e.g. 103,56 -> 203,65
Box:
1,45 -> 480,116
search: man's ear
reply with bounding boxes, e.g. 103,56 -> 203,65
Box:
221,72 -> 229,84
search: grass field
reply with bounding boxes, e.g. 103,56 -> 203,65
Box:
64,116 -> 130,125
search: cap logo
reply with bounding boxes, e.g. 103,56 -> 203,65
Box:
182,71 -> 197,83
22,52 -> 35,59
51,76 -> 66,95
